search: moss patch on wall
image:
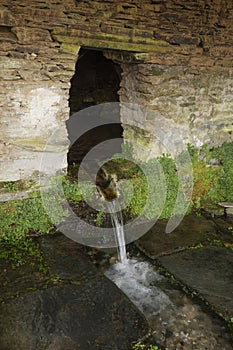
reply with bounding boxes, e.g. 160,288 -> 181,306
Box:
53,34 -> 172,53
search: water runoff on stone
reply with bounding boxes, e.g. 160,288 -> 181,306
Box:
106,199 -> 171,319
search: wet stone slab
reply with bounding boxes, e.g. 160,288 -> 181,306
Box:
0,280 -> 147,350
136,214 -> 233,258
0,233 -> 148,350
40,233 -> 100,281
158,247 -> 233,319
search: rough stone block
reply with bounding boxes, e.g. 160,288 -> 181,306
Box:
11,27 -> 52,44
0,6 -> 16,26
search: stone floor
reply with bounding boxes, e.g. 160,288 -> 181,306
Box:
137,214 -> 233,323
136,213 -> 233,258
0,213 -> 233,349
0,234 -> 148,350
159,246 -> 233,319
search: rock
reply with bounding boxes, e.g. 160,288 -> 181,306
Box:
0,233 -> 148,349
0,7 -> 16,26
11,27 -> 52,44
40,233 -> 100,281
158,247 -> 233,319
0,280 -> 147,350
136,214 -> 233,258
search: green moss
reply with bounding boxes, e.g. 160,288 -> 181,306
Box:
108,141 -> 233,221
61,43 -> 80,55
14,139 -> 67,153
124,126 -> 154,148
0,239 -> 48,273
189,142 -> 233,208
1,142 -> 232,248
0,179 -> 36,193
14,139 -> 46,151
0,176 -> 95,244
133,53 -> 151,61
54,34 -> 173,53
0,193 -> 54,243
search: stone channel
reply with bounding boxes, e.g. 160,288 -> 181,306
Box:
0,212 -> 233,349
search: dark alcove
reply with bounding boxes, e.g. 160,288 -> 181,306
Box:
67,48 -> 123,168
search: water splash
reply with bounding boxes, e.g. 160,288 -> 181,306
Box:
106,200 -> 172,319
108,199 -> 127,264
105,258 -> 172,317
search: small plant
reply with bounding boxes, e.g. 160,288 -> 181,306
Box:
132,342 -> 160,350
117,154 -> 184,220
132,342 -> 146,349
94,211 -> 105,227
0,179 -> 36,193
3,181 -> 19,192
212,239 -> 224,247
228,317 -> 233,335
132,331 -> 161,350
191,243 -> 204,250
62,177 -> 83,203
191,290 -> 198,298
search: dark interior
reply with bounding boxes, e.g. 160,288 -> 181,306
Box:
67,48 -> 123,167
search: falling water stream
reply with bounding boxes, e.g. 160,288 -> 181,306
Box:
106,199 -> 171,317
107,199 -> 127,264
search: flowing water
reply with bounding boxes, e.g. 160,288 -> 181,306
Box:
105,206 -> 233,349
108,199 -> 127,264
106,201 -> 171,316
105,258 -> 172,317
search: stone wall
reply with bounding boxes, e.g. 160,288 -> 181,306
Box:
119,61 -> 233,159
0,0 -> 233,181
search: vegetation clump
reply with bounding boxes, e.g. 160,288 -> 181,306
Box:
187,142 -> 233,208
0,141 -> 232,257
0,238 -> 47,272
119,141 -> 233,219
0,177 -> 86,268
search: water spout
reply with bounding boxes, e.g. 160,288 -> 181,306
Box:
95,166 -> 127,264
96,167 -> 119,202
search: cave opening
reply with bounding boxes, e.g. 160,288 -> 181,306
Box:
67,48 -> 123,172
